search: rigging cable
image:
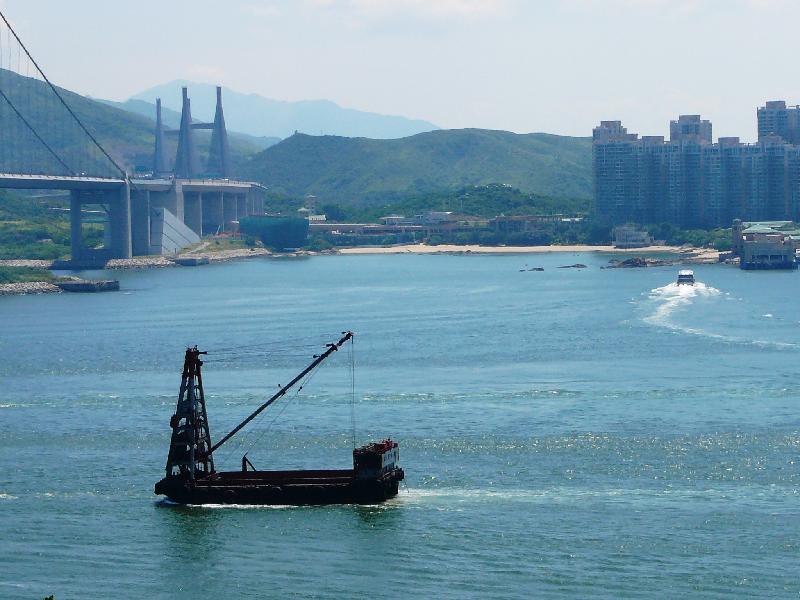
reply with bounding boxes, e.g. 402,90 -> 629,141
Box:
213,358 -> 326,467
241,363 -> 323,460
349,336 -> 357,449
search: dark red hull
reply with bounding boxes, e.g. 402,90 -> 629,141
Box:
155,468 -> 404,505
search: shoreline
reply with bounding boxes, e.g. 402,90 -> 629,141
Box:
336,243 -> 720,261
0,244 -> 721,296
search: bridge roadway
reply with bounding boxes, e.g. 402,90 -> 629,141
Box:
0,173 -> 267,261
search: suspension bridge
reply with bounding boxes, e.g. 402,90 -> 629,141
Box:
0,11 -> 267,262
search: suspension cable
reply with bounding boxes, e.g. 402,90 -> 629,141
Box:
0,87 -> 74,174
0,9 -> 126,178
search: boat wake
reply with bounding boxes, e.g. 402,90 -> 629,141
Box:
643,281 -> 797,348
644,281 -> 721,332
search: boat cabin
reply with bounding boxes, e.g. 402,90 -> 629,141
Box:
677,270 -> 695,285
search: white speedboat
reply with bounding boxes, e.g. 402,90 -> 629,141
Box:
676,269 -> 695,285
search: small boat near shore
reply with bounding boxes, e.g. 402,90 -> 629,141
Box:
676,269 -> 695,285
154,332 -> 404,506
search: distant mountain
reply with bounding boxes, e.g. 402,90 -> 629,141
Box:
0,69 -> 265,177
243,129 -> 592,203
98,98 -> 183,128
97,97 -> 280,151
131,81 -> 440,140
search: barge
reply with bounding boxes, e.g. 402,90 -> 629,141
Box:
154,332 -> 404,506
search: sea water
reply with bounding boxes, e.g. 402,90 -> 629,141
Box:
1,252 -> 799,598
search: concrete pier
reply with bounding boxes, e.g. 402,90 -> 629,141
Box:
223,193 -> 238,231
131,189 -> 151,256
110,183 -> 132,259
184,192 -> 202,236
36,176 -> 266,261
70,190 -> 84,261
237,194 -> 247,221
202,192 -> 224,235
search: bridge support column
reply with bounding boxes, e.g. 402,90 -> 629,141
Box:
108,182 -> 132,259
223,193 -> 237,232
169,181 -> 184,221
236,194 -> 247,220
70,190 -> 85,262
202,192 -> 224,235
131,190 -> 151,256
184,192 -> 202,236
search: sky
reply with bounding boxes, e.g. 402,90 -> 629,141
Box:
2,0 -> 799,141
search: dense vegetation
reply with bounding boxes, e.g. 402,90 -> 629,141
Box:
240,216 -> 309,250
646,223 -> 732,250
0,190 -> 104,259
319,184 -> 589,223
0,266 -> 55,283
244,129 -> 592,204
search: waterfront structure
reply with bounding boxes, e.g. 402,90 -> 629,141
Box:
594,103 -> 800,228
612,225 -> 653,248
731,219 -> 800,269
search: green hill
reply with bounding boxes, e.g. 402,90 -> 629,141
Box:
0,69 -> 261,177
243,129 -> 592,203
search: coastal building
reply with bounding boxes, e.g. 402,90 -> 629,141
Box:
490,214 -> 582,234
594,102 -> 800,228
612,225 -> 653,248
380,215 -> 413,226
731,219 -> 800,269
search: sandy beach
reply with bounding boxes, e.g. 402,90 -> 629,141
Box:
337,243 -> 720,261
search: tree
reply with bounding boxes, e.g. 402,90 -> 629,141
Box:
240,216 -> 309,250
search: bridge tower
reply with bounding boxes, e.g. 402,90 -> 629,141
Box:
174,87 -> 200,179
207,86 -> 232,179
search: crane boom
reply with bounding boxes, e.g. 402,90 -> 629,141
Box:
208,331 -> 354,454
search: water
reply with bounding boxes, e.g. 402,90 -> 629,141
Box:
1,253 -> 799,598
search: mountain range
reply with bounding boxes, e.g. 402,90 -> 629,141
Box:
130,80 -> 439,140
0,71 -> 591,204
244,130 -> 592,203
0,69 -> 265,176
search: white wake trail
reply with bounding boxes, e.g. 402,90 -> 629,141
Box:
644,281 -> 721,330
643,280 -> 797,348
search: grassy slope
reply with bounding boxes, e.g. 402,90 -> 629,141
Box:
244,129 -> 592,203
0,190 -> 75,259
0,69 -> 260,176
0,266 -> 55,283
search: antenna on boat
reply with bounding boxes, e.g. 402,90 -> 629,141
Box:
164,347 -> 215,481
208,331 -> 355,454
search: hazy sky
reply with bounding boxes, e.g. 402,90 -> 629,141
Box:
2,0 -> 799,140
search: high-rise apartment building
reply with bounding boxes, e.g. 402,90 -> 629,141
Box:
757,100 -> 800,144
670,114 -> 712,143
593,102 -> 800,228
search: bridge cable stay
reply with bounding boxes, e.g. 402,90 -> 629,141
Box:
0,14 -> 75,176
0,86 -> 73,174
0,10 -> 126,179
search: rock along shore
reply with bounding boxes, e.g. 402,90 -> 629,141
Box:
0,244 -> 720,296
0,281 -> 61,296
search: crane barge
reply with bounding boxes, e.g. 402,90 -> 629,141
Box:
154,332 -> 403,505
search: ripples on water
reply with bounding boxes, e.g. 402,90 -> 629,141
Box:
1,254 -> 800,598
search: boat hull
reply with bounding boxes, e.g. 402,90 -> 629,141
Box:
155,468 -> 404,506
